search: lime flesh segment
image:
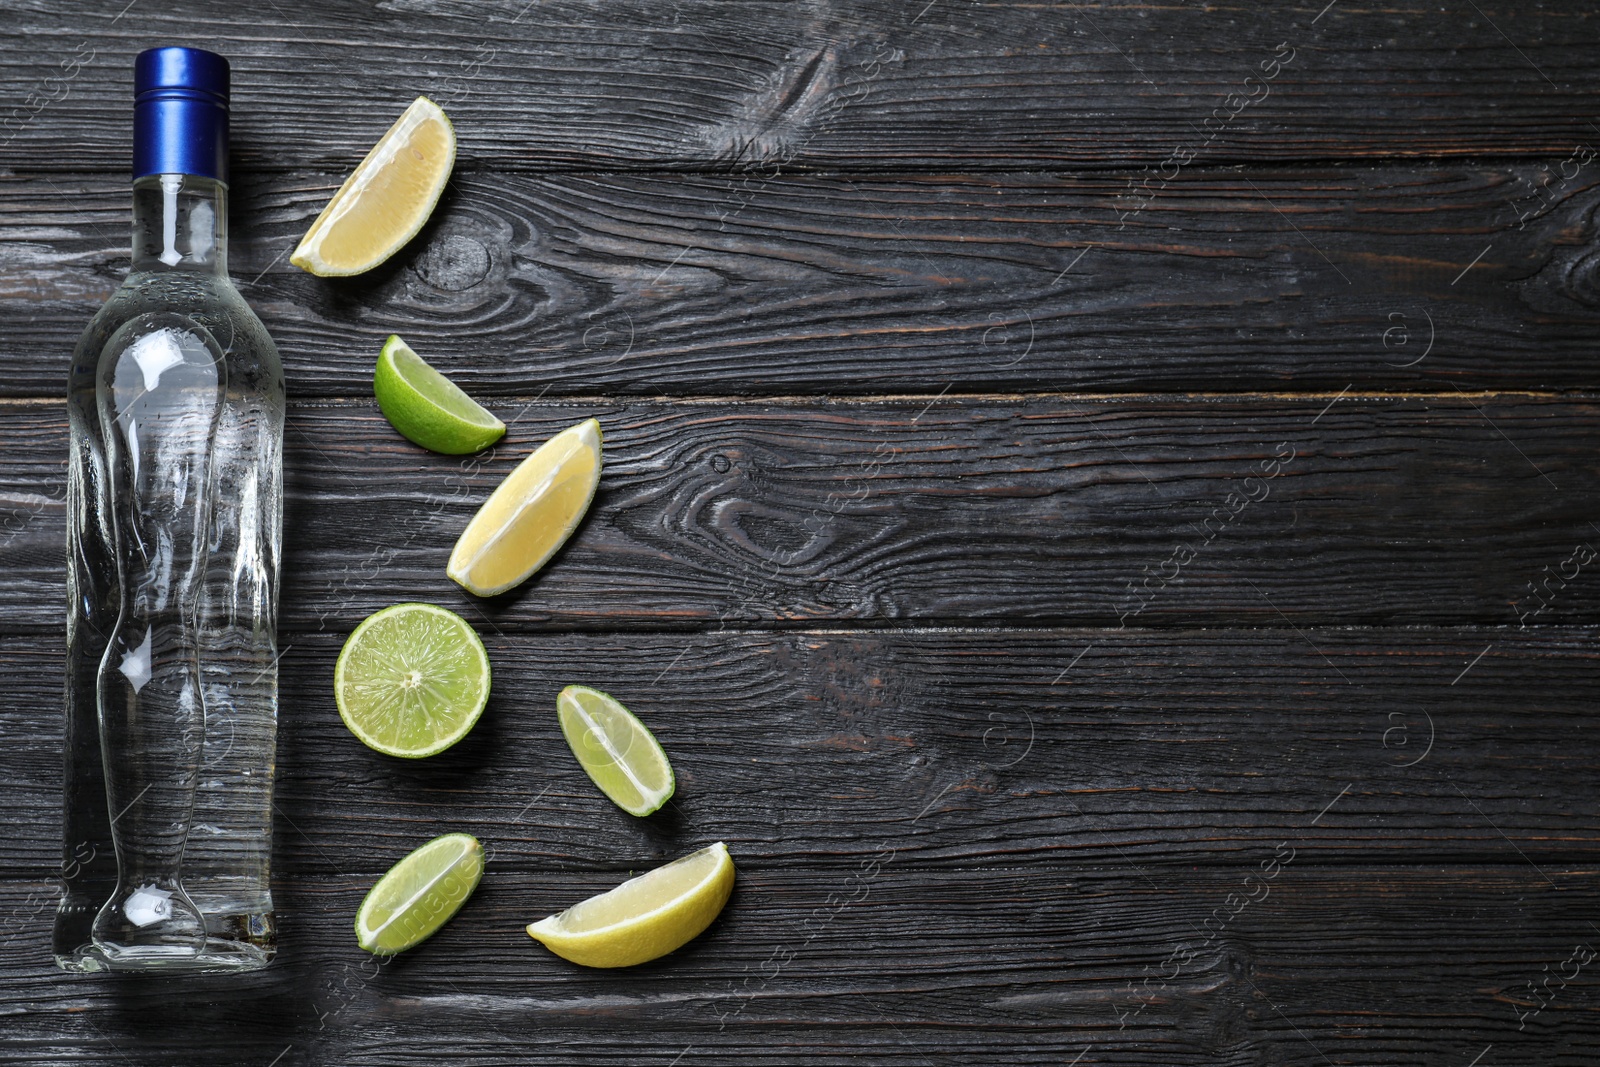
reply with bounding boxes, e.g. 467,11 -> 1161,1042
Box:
356,833 -> 484,954
374,335 -> 505,454
290,96 -> 456,277
334,603 -> 491,758
557,685 -> 675,816
447,418 -> 603,597
526,842 -> 734,968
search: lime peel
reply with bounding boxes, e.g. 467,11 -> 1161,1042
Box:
374,335 -> 505,454
356,833 -> 484,954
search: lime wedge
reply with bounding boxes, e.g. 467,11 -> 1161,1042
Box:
374,335 -> 505,454
291,96 -> 456,277
356,833 -> 484,954
557,685 -> 675,816
447,418 -> 602,597
334,603 -> 491,758
526,842 -> 735,968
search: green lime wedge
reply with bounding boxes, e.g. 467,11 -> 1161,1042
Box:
356,833 -> 484,954
335,603 -> 491,758
373,334 -> 505,454
557,685 -> 675,816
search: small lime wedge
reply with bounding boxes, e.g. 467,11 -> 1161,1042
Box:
374,335 -> 505,454
356,833 -> 484,954
334,603 -> 491,758
447,418 -> 603,596
557,685 -> 675,816
526,842 -> 734,968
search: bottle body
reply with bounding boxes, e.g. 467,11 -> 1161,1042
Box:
56,174 -> 284,973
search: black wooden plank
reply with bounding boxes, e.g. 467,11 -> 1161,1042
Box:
4,2 -> 1600,171
6,1 -> 1598,1063
0,867 -> 1595,1064
4,626 -> 1599,875
5,394 -> 1600,631
5,166 -> 1600,398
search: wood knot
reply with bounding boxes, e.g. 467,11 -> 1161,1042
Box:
716,499 -> 833,566
1562,245 -> 1600,309
414,232 -> 492,292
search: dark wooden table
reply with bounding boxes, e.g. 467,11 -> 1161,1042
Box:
4,1 -> 1600,1063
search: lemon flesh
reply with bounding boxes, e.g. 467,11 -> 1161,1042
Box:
447,418 -> 602,597
356,833 -> 484,954
374,335 -> 505,454
291,96 -> 456,277
526,842 -> 735,968
334,603 -> 491,758
557,685 -> 675,816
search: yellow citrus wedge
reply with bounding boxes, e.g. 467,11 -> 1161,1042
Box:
526,842 -> 735,968
290,96 -> 456,277
447,418 -> 602,597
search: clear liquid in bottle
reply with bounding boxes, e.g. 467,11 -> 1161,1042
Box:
55,49 -> 284,974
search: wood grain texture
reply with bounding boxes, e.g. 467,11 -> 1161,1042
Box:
6,166 -> 1600,397
3,627 -> 1597,875
1,867 -> 1596,1064
6,394 -> 1600,631
3,1 -> 1600,171
4,2 -> 1600,1062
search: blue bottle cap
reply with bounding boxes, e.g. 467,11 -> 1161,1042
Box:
133,47 -> 230,182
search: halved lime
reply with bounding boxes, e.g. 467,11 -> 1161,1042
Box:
334,603 -> 491,758
526,842 -> 734,968
356,833 -> 484,954
374,335 -> 505,454
557,685 -> 675,816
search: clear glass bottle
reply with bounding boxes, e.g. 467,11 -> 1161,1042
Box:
55,47 -> 284,973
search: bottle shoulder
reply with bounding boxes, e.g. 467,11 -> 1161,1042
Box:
73,271 -> 283,397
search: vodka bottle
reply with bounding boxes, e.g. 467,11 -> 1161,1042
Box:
55,47 -> 284,973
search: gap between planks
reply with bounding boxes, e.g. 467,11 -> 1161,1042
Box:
3,389 -> 1596,411
1,620 -> 1595,639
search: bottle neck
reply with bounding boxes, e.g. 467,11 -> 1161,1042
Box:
131,174 -> 227,274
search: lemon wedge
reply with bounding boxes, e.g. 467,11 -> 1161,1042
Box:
526,842 -> 735,968
447,418 -> 602,596
291,96 -> 456,277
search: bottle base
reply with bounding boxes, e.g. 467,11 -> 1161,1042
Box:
55,887 -> 275,975
55,937 -> 274,974
55,902 -> 276,975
